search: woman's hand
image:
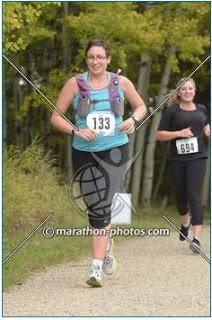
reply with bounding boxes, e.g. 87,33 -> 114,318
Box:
75,128 -> 97,141
178,127 -> 194,138
119,118 -> 135,134
203,124 -> 210,138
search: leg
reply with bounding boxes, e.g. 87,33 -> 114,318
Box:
92,224 -> 111,260
171,161 -> 191,233
90,143 -> 129,245
181,213 -> 190,227
73,145 -> 129,286
72,148 -> 107,286
90,144 -> 129,278
192,225 -> 202,240
186,159 -> 206,240
86,165 -> 112,262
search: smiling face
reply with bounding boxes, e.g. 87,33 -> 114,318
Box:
86,45 -> 111,75
177,80 -> 196,103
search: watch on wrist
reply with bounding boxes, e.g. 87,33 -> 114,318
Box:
130,114 -> 140,124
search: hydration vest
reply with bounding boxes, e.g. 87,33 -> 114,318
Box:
76,72 -> 124,117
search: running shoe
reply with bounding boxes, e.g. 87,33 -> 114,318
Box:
86,264 -> 102,287
179,223 -> 190,241
102,238 -> 116,275
189,238 -> 201,254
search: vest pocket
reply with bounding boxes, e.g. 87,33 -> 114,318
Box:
114,98 -> 124,116
77,98 -> 91,117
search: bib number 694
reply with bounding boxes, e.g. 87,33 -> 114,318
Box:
176,137 -> 199,154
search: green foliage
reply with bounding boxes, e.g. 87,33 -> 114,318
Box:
3,1 -> 210,202
4,138 -> 72,233
149,2 -> 210,64
18,68 -> 73,120
3,2 -> 59,53
3,137 -> 92,289
66,2 -> 165,70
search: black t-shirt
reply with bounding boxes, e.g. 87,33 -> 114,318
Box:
157,104 -> 208,161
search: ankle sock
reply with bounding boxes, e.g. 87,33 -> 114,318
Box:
92,259 -> 103,268
193,236 -> 200,242
106,239 -> 111,252
183,221 -> 190,228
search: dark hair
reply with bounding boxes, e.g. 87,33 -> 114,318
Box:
85,39 -> 110,57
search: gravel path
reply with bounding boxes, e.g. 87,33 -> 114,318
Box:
4,226 -> 210,316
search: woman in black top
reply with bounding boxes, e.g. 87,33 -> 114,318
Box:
156,77 -> 210,252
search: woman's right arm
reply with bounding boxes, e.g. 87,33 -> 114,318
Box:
155,128 -> 194,141
155,106 -> 193,141
50,77 -> 78,134
50,77 -> 96,141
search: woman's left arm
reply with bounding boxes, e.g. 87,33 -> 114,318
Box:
119,76 -> 147,134
203,123 -> 210,138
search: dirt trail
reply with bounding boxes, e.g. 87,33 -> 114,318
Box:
4,226 -> 210,316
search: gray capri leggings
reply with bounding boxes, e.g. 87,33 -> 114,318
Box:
72,144 -> 129,228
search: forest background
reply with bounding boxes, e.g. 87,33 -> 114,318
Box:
3,1 -> 210,288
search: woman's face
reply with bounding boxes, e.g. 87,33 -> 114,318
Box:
86,45 -> 111,75
177,80 -> 196,103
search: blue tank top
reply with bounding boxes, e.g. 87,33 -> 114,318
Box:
72,71 -> 129,152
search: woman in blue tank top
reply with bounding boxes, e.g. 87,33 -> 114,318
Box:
50,39 -> 147,287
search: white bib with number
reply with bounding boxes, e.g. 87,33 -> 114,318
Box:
176,137 -> 199,154
86,111 -> 115,136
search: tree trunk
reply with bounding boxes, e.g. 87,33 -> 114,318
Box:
63,2 -> 73,181
12,54 -> 19,146
23,51 -> 35,148
152,143 -> 170,202
39,108 -> 46,142
63,2 -> 70,71
3,64 -> 7,147
141,46 -> 176,207
131,54 -> 152,208
125,133 -> 135,192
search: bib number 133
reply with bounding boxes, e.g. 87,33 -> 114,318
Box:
87,112 -> 115,136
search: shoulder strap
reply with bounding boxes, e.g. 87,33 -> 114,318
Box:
108,72 -> 122,113
76,74 -> 90,99
76,72 -> 123,115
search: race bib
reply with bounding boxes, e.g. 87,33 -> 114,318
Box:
86,111 -> 115,136
176,137 -> 199,154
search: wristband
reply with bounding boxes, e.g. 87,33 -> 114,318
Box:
130,114 -> 140,124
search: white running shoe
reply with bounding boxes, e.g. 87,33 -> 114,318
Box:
86,264 -> 102,287
102,238 -> 116,275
